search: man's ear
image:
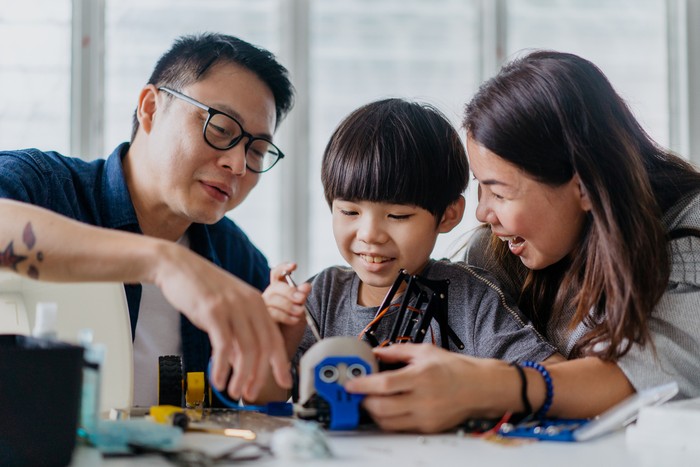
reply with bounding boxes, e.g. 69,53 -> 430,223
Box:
438,195 -> 465,233
136,85 -> 159,134
573,173 -> 593,212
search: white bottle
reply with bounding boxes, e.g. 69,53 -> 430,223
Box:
32,302 -> 58,340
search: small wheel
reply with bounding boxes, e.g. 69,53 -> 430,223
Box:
158,355 -> 183,407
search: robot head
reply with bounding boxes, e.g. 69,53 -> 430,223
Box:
295,337 -> 378,430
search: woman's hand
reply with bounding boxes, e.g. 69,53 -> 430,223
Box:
344,344 -> 510,433
151,243 -> 294,402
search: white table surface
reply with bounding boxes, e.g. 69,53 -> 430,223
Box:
70,426 -> 697,467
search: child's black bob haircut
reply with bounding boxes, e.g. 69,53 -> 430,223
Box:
322,98 -> 469,221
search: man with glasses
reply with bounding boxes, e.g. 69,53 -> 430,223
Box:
0,33 -> 300,406
157,86 -> 284,174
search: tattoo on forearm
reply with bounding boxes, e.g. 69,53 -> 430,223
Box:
1,223 -> 43,278
23,222 -> 36,249
0,241 -> 27,271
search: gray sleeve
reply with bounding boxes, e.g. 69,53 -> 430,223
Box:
440,261 -> 556,362
467,267 -> 557,363
292,267 -> 351,364
616,236 -> 700,398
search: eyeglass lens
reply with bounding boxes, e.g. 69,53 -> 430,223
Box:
205,113 -> 280,173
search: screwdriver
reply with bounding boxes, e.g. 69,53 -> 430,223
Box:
283,272 -> 322,342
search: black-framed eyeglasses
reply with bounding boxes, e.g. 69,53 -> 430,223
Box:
158,86 -> 284,173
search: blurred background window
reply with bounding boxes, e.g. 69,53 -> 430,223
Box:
0,0 -> 685,280
0,1 -> 71,152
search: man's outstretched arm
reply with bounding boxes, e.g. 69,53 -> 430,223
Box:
0,198 -> 291,400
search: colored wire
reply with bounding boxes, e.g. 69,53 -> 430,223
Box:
358,303 -> 423,339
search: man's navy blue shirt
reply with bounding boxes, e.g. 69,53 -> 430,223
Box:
0,143 -> 271,384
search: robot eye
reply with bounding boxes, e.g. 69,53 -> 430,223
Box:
319,365 -> 339,383
346,363 -> 367,379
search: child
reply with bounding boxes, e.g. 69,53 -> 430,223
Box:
264,98 -> 557,389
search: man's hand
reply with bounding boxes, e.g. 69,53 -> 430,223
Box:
153,242 -> 292,401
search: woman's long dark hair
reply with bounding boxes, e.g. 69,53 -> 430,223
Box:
464,51 -> 700,360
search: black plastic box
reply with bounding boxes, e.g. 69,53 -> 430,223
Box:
0,335 -> 84,467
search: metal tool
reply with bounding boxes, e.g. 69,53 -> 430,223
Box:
283,272 -> 322,342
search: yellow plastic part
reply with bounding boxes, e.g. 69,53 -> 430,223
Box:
186,372 -> 205,408
150,405 -> 183,424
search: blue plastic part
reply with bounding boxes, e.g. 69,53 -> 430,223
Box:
260,401 -> 294,416
313,356 -> 371,430
206,358 -> 293,416
498,418 -> 590,442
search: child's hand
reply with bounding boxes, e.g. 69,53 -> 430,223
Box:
263,263 -> 313,358
263,262 -> 312,326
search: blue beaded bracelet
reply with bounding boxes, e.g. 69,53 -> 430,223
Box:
522,361 -> 553,419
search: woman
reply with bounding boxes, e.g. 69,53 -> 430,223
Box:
345,50 -> 700,433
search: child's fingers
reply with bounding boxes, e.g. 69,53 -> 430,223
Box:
264,292 -> 303,315
269,279 -> 309,306
264,283 -> 305,309
268,307 -> 302,325
263,286 -> 306,327
270,262 -> 297,282
296,281 -> 312,295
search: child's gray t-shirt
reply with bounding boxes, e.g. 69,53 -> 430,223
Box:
295,259 -> 556,363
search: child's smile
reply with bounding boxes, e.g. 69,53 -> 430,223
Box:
331,199 -> 462,306
359,254 -> 393,264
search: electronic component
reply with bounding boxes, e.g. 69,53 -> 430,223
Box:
363,269 -> 463,351
498,381 -> 679,442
